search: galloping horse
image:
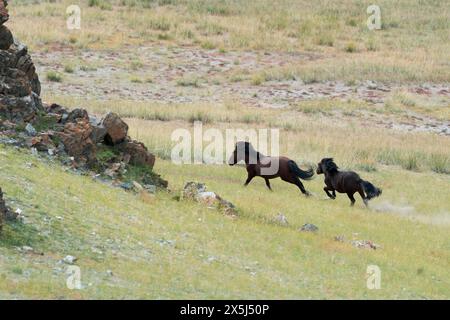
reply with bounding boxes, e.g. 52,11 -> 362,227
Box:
228,141 -> 314,196
316,158 -> 382,206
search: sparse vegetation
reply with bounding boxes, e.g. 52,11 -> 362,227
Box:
2,0 -> 449,300
46,71 -> 63,82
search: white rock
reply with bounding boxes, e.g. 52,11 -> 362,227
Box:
62,255 -> 77,264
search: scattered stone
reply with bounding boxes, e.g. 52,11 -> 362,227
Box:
119,182 -> 133,191
273,213 -> 289,226
106,270 -> 113,277
299,223 -> 318,232
182,182 -> 238,217
132,181 -> 144,192
62,255 -> 78,265
104,162 -> 125,179
21,245 -> 34,252
144,184 -> 157,194
334,235 -> 345,242
25,123 -> 37,136
351,240 -> 381,250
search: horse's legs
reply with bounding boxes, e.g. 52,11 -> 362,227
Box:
324,186 -> 335,199
244,174 -> 255,186
358,189 -> 368,207
347,193 -> 356,206
294,178 -> 311,196
264,178 -> 273,191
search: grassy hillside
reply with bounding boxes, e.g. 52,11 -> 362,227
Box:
0,144 -> 449,299
1,0 -> 449,300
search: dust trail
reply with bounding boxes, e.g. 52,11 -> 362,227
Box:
371,201 -> 450,226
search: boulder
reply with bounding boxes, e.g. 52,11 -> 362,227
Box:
182,182 -> 237,217
0,93 -> 42,123
0,67 -> 32,97
299,223 -> 318,232
123,140 -> 155,168
0,25 -> 13,49
65,108 -> 89,123
58,119 -> 96,165
102,112 -> 128,145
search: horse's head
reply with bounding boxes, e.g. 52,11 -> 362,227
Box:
317,158 -> 338,174
228,141 -> 257,166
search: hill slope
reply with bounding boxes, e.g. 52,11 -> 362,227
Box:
0,144 -> 449,299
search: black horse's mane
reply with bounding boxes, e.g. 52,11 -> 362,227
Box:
236,141 -> 263,161
323,158 -> 339,173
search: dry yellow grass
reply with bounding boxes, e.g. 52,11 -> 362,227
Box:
10,0 -> 450,83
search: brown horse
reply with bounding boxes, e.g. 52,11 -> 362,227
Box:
316,158 -> 382,206
228,141 -> 314,196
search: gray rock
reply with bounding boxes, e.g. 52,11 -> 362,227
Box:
299,223 -> 319,232
62,255 -> 78,264
25,123 -> 37,136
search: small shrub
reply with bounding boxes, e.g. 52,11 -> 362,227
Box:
344,42 -> 357,53
130,77 -> 143,83
64,65 -> 74,73
189,111 -> 212,124
201,41 -> 216,50
177,76 -> 200,87
402,154 -> 420,171
430,154 -> 450,174
46,71 -> 63,82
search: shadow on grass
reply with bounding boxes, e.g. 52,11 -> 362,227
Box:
0,220 -> 45,249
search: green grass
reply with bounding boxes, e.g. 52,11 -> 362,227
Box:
46,71 -> 63,83
0,143 -> 449,299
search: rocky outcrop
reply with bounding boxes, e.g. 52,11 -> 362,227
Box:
0,0 -> 42,124
0,2 -> 164,197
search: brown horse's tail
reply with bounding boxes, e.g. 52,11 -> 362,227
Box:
361,180 -> 382,200
288,160 -> 314,180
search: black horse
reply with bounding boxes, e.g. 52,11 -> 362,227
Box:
228,141 -> 314,196
316,158 -> 382,206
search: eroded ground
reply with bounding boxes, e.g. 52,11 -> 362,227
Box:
36,45 -> 450,136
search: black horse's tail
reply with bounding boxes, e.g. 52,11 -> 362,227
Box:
361,180 -> 382,200
288,160 -> 314,180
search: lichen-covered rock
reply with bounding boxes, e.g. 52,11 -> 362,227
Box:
122,140 -> 156,168
0,1 -> 42,124
65,108 -> 89,124
182,182 -> 238,217
0,93 -> 42,123
102,112 -> 128,145
58,119 -> 96,165
0,25 -> 13,49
